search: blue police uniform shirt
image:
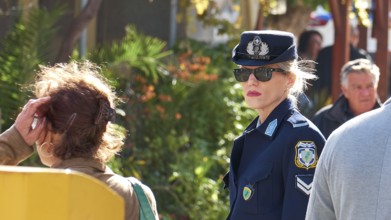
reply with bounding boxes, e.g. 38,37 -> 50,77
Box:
224,98 -> 325,220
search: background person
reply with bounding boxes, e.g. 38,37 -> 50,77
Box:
1,61 -> 159,220
296,29 -> 323,116
297,29 -> 323,63
224,30 -> 325,220
311,58 -> 382,139
309,25 -> 372,111
306,98 -> 391,220
0,97 -> 49,165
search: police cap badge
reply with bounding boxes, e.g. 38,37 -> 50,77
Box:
232,30 -> 297,66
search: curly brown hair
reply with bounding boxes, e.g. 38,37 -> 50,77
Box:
33,61 -> 124,163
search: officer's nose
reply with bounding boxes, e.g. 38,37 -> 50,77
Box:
247,72 -> 258,85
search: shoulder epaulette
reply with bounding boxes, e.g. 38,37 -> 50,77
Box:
287,111 -> 309,128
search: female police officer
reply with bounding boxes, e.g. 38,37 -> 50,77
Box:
224,30 -> 325,219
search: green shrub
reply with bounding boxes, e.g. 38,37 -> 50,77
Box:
91,27 -> 256,219
0,5 -> 64,130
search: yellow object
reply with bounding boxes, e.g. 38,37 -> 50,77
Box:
0,165 -> 124,220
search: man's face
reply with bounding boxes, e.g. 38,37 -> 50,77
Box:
342,71 -> 378,116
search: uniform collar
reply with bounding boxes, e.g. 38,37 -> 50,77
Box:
244,98 -> 294,139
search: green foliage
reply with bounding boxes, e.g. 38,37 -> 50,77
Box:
301,87 -> 332,118
90,25 -> 172,82
0,2 -> 332,219
0,5 -> 64,130
0,3 -> 326,219
90,27 -> 255,219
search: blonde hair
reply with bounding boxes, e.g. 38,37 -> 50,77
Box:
276,59 -> 317,106
34,61 -> 124,163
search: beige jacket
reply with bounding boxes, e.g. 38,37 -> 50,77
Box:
53,158 -> 159,220
0,126 -> 34,165
0,127 -> 159,220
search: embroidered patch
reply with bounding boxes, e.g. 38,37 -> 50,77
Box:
265,119 -> 277,136
246,36 -> 270,60
243,184 -> 254,201
295,174 -> 313,196
294,141 -> 318,170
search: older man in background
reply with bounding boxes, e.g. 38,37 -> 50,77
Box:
311,58 -> 382,138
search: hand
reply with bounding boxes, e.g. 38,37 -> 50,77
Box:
14,97 -> 50,146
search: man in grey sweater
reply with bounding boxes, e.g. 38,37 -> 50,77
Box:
306,98 -> 391,220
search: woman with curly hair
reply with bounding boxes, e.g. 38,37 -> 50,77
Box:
0,61 -> 159,220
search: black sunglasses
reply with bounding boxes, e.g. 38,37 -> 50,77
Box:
233,67 -> 285,82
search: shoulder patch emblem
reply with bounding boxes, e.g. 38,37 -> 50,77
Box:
294,141 -> 318,170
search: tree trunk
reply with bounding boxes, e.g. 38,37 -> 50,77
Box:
55,0 -> 102,63
264,4 -> 312,38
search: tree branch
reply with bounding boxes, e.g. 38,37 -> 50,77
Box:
55,0 -> 102,63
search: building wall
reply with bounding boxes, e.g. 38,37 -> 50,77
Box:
0,1 -> 22,40
97,0 -> 174,45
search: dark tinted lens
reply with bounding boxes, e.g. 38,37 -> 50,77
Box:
253,68 -> 272,82
233,68 -> 284,82
233,69 -> 251,82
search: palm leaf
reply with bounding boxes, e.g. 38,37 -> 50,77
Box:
0,5 -> 65,130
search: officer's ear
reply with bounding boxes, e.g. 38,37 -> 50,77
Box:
286,72 -> 296,88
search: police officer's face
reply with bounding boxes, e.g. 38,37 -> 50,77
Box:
342,71 -> 378,116
240,65 -> 294,120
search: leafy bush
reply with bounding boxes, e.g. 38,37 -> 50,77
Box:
0,6 -> 64,130
0,3 -> 332,220
0,11 -> 259,219
91,27 -> 255,219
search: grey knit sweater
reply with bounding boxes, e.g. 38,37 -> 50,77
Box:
306,98 -> 391,220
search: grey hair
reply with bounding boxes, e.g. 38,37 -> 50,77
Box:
340,58 -> 380,87
276,59 -> 318,106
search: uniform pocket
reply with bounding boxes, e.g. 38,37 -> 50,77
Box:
236,163 -> 274,214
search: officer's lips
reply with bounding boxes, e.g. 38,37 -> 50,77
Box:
247,91 -> 261,96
